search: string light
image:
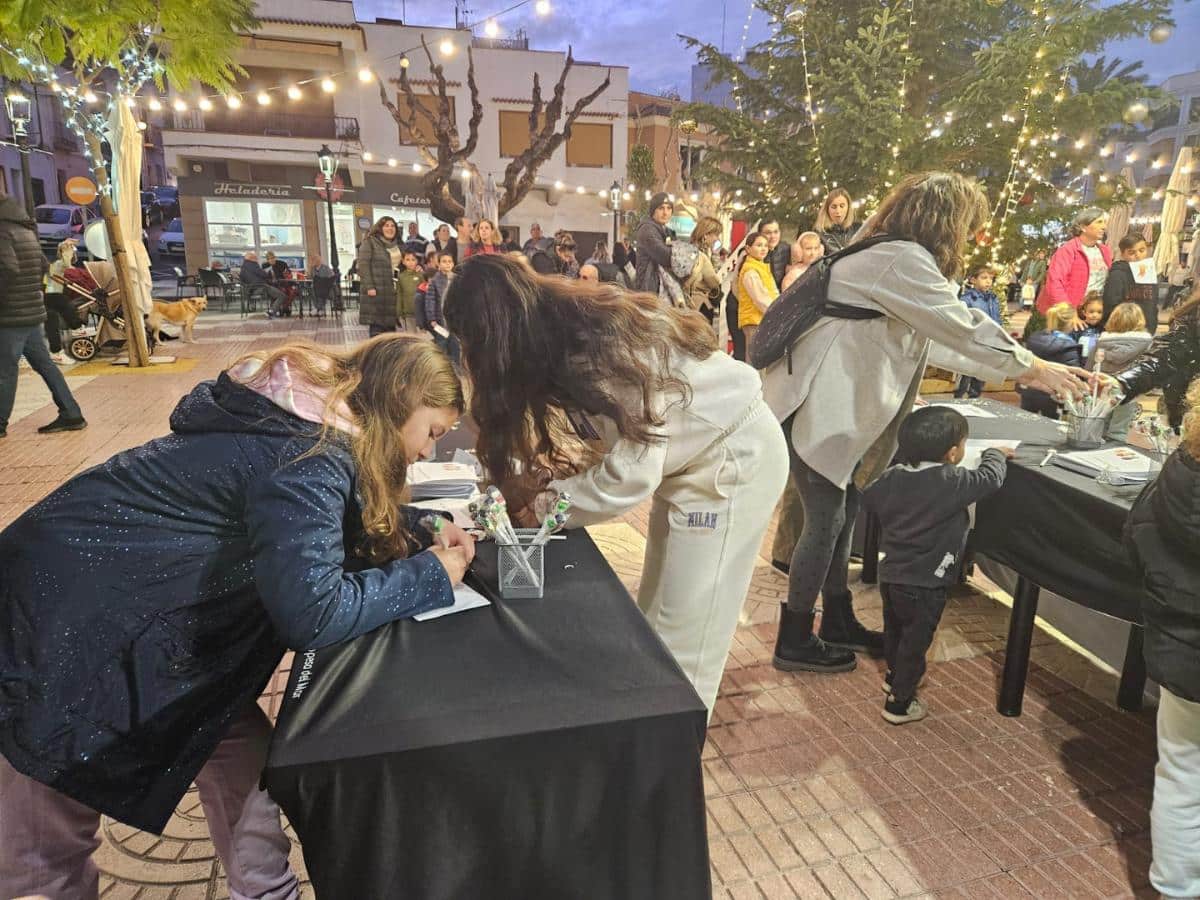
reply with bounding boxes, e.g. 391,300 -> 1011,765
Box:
439,38 -> 456,56
226,94 -> 242,109
287,85 -> 303,100
484,19 -> 500,37
321,77 -> 336,93
357,67 -> 373,83
535,0 -> 551,13
256,91 -> 271,106
198,97 -> 213,111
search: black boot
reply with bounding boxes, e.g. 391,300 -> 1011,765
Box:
818,591 -> 885,657
773,603 -> 857,673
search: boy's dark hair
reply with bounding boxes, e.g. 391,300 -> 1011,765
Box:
897,406 -> 969,465
438,252 -> 455,262
402,250 -> 417,260
1118,234 -> 1147,253
968,264 -> 993,281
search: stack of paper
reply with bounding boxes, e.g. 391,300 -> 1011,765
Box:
413,582 -> 491,621
408,461 -> 479,500
1052,447 -> 1160,484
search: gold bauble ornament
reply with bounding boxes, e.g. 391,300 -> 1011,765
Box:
1150,24 -> 1173,43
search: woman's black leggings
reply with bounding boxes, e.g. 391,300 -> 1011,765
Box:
782,416 -> 859,613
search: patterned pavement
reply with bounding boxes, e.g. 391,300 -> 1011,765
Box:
1,309 -> 1159,899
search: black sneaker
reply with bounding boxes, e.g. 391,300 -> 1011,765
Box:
882,695 -> 927,725
37,416 -> 87,434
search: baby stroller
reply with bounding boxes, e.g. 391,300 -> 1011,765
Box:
50,261 -> 154,361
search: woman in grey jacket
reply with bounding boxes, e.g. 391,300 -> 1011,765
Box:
762,172 -> 1090,673
357,216 -> 402,336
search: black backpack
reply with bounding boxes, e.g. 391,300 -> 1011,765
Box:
748,235 -> 902,372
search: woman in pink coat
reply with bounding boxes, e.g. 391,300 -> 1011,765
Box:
1036,207 -> 1111,313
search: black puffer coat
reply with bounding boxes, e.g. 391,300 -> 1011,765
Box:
0,195 -> 49,328
819,223 -> 856,255
1125,447 -> 1200,703
1116,304 -> 1200,428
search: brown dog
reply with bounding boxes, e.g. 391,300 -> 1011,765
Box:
148,297 -> 207,343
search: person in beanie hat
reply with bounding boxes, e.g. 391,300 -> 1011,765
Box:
634,192 -> 675,295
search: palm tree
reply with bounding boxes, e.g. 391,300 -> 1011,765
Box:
1073,56 -> 1147,94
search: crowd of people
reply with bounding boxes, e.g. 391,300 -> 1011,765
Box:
1,169 -> 1199,899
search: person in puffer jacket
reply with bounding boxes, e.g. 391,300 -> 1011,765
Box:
0,335 -> 472,898
0,193 -> 85,437
1020,302 -> 1083,419
1115,283 -> 1200,431
1124,377 -> 1200,900
1095,302 -> 1153,439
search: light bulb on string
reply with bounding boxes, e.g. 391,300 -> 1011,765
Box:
439,38 -> 456,56
358,67 -> 374,83
287,85 -> 303,100
227,94 -> 243,109
172,98 -> 187,112
387,158 -> 398,167
535,0 -> 552,13
256,91 -> 271,106
363,151 -> 374,162
400,55 -> 410,69
198,97 -> 213,111
484,19 -> 500,38
412,163 -> 422,173
321,78 -> 336,93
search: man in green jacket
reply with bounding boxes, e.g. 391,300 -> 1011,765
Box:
396,250 -> 423,332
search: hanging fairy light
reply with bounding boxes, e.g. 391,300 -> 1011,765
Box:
484,19 -> 500,38
198,97 -> 213,111
287,85 -> 303,100
226,94 -> 242,109
256,91 -> 271,106
320,77 -> 336,93
357,67 -> 374,83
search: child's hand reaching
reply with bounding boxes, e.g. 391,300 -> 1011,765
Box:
1000,447 -> 1017,460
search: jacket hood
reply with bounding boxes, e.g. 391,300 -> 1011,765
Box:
1027,330 -> 1077,356
0,195 -> 34,228
169,373 -> 322,439
1096,332 -> 1153,370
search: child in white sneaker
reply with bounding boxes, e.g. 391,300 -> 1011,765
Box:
862,406 -> 1013,724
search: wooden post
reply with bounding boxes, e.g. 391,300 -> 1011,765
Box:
86,135 -> 150,367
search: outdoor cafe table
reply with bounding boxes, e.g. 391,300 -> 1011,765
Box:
263,427 -> 712,899
859,399 -> 1149,717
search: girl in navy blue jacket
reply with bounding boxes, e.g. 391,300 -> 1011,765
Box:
1020,302 -> 1084,419
0,334 -> 472,899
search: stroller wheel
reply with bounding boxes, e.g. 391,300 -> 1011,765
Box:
68,336 -> 97,361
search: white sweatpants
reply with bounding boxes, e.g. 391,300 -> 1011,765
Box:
637,402 -> 789,713
1151,687 -> 1200,899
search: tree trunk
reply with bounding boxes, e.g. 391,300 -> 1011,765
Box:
87,135 -> 150,367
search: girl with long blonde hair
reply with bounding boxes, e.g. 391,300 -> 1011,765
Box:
0,334 -> 473,897
760,171 -> 1089,686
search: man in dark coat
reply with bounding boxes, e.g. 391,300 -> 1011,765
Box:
761,219 -> 788,290
239,252 -> 288,317
634,192 -> 675,295
0,192 -> 85,437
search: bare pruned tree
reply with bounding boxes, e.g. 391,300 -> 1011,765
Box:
376,36 -> 612,223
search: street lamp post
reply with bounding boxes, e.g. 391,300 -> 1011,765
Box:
5,91 -> 35,218
316,144 -> 340,276
608,180 -> 621,252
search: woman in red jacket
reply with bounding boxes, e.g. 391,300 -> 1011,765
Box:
1036,207 -> 1111,313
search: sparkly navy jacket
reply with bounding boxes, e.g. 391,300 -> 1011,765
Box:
0,374 -> 454,832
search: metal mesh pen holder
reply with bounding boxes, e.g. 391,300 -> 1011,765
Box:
497,529 -> 545,599
1064,411 -> 1113,450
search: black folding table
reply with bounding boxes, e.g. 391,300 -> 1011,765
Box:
264,530 -> 712,899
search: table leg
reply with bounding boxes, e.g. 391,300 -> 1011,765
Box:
861,511 -> 880,585
998,575 -> 1040,717
1116,624 -> 1147,712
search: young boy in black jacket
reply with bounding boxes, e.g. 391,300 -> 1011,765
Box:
862,406 -> 1014,724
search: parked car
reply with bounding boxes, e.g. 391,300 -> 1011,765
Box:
150,185 -> 180,218
35,204 -> 96,250
157,218 -> 185,255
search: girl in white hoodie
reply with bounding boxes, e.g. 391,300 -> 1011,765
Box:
443,254 -> 789,713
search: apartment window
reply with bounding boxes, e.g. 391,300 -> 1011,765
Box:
566,122 -> 612,168
1189,98 -> 1200,124
397,94 -> 457,145
498,109 -> 546,157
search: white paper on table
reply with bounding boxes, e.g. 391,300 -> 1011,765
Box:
960,439 -> 1021,469
408,461 -> 478,484
413,582 -> 491,621
1057,446 -> 1158,476
408,496 -> 479,530
927,402 -> 999,419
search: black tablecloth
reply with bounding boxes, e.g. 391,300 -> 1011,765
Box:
264,530 -> 711,900
948,400 -> 1145,623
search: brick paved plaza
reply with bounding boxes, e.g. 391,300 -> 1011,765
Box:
1,311 -> 1159,899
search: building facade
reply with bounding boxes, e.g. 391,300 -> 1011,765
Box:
1,78 -> 99,210
157,0 -> 630,273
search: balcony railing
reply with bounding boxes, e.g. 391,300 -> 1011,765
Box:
168,110 -> 360,142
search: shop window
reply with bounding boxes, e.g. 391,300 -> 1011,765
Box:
204,198 -> 305,269
566,122 -> 612,168
397,94 -> 457,146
